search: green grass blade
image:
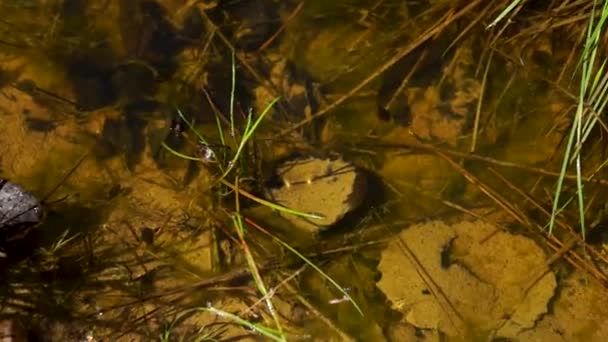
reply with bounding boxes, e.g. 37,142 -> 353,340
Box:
247,217 -> 364,317
169,307 -> 285,342
205,306 -> 286,341
220,179 -> 323,220
215,97 -> 280,183
230,52 -> 237,140
487,0 -> 522,28
279,238 -> 364,316
232,176 -> 285,339
161,142 -> 204,162
549,0 -> 608,237
231,214 -> 285,339
214,109 -> 226,147
549,108 -> 579,235
176,108 -> 209,145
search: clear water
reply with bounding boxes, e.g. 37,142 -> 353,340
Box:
0,1 -> 606,341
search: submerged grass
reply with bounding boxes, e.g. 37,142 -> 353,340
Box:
547,0 -> 608,239
9,0 -> 608,339
160,53 -> 360,338
232,178 -> 285,340
493,0 -> 608,240
160,306 -> 285,342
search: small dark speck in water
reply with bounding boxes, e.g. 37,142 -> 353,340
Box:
170,117 -> 187,137
376,104 -> 391,122
141,227 -> 155,245
15,79 -> 37,93
25,117 -> 58,132
439,81 -> 455,102
97,118 -> 127,158
585,221 -> 608,245
107,184 -> 131,199
182,161 -> 201,187
0,67 -> 21,88
180,5 -> 205,39
440,237 -> 455,269
122,99 -> 163,114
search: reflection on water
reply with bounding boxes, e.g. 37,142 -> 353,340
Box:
1,0 -> 608,341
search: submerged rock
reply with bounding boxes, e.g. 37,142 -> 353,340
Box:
266,155 -> 367,233
0,179 -> 43,236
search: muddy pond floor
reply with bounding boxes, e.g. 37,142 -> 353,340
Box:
2,0 -> 608,341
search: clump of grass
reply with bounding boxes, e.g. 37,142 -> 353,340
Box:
161,52 -> 362,339
492,1 -> 608,240
546,1 -> 608,239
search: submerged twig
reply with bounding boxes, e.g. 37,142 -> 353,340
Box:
396,237 -> 468,337
437,151 -> 608,287
373,140 -> 608,185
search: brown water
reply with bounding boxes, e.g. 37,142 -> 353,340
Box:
1,0 -> 608,341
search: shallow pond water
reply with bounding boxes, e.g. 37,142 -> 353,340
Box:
1,0 -> 608,341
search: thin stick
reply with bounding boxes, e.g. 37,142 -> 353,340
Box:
374,140 -> 608,185
488,167 -> 608,272
396,237 -> 467,337
470,49 -> 493,152
258,2 -> 304,52
437,152 -> 608,287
